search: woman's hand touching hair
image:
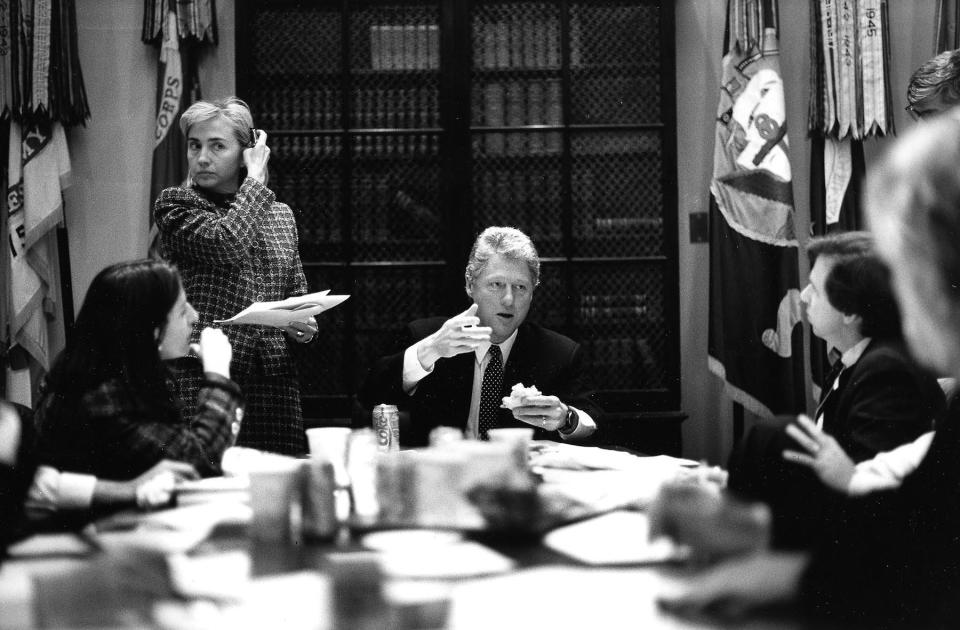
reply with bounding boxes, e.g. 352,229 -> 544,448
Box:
242,129 -> 270,184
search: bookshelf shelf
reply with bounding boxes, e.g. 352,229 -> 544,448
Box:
471,67 -> 563,77
352,68 -> 441,77
237,0 -> 680,435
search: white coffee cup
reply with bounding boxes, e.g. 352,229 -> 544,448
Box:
306,427 -> 352,487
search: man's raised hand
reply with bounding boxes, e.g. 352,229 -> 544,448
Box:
417,304 -> 492,371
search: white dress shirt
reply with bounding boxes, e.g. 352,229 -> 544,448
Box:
816,337 -> 872,429
25,466 -> 97,520
847,431 -> 934,495
402,329 -> 595,440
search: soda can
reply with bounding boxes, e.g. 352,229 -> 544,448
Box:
372,404 -> 400,453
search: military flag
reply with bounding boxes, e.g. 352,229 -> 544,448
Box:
143,1 -> 216,255
708,0 -> 805,418
3,0 -> 88,405
808,0 -> 893,394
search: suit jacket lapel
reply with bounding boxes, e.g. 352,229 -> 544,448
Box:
502,325 -> 529,396
444,352 -> 475,428
819,363 -> 855,435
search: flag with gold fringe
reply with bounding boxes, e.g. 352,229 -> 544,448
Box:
708,0 -> 806,419
808,0 -> 893,234
143,0 -> 217,255
2,0 -> 88,406
935,0 -> 960,54
808,0 -> 893,394
6,120 -> 71,407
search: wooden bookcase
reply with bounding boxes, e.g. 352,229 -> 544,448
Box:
235,0 -> 682,450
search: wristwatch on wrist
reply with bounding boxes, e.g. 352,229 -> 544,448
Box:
558,406 -> 578,435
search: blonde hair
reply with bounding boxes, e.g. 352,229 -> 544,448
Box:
180,96 -> 255,147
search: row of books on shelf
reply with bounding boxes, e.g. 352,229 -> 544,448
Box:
251,86 -> 439,131
477,79 -> 562,155
579,293 -> 655,320
582,337 -> 661,381
295,222 -> 660,253
270,131 -> 657,162
471,15 -> 580,70
590,217 -> 663,233
475,169 -> 562,220
268,133 -> 656,164
278,170 -> 440,249
352,87 -> 439,129
274,133 -> 439,159
252,88 -> 340,130
369,24 -> 439,70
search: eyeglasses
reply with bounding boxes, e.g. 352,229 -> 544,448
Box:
905,104 -> 935,122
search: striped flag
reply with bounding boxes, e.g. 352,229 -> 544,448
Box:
5,121 -> 71,407
148,10 -> 198,255
807,0 -> 892,392
2,1 -> 88,404
708,0 -> 805,418
144,1 -> 216,256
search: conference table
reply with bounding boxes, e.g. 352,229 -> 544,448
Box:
0,443 -> 820,630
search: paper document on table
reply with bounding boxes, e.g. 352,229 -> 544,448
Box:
448,566 -> 692,629
84,502 -> 251,554
153,571 -> 331,630
214,290 -> 349,327
378,541 -> 515,579
6,533 -> 93,558
544,510 -> 689,565
530,441 -> 698,471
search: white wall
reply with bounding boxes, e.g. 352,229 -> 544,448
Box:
64,0 -> 234,310
64,1 -> 938,461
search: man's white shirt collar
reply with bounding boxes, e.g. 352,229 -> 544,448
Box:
474,329 -> 519,366
840,337 -> 872,369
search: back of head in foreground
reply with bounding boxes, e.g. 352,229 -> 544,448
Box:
866,110 -> 960,380
906,49 -> 960,117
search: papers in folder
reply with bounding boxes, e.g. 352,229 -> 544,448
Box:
214,290 -> 349,328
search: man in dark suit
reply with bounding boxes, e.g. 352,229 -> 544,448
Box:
659,109 -> 960,629
727,231 -> 945,548
361,226 -> 598,446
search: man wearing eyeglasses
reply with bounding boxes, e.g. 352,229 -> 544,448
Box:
906,49 -> 960,121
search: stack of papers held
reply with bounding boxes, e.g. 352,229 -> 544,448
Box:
214,290 -> 349,328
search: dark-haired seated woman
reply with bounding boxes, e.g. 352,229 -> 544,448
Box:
33,259 -> 243,497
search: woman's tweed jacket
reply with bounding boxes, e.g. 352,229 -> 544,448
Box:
155,178 -> 308,453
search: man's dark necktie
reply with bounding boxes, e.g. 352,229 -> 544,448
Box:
815,359 -> 846,426
478,345 -> 503,440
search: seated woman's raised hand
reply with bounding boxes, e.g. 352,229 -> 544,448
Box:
193,327 -> 233,378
